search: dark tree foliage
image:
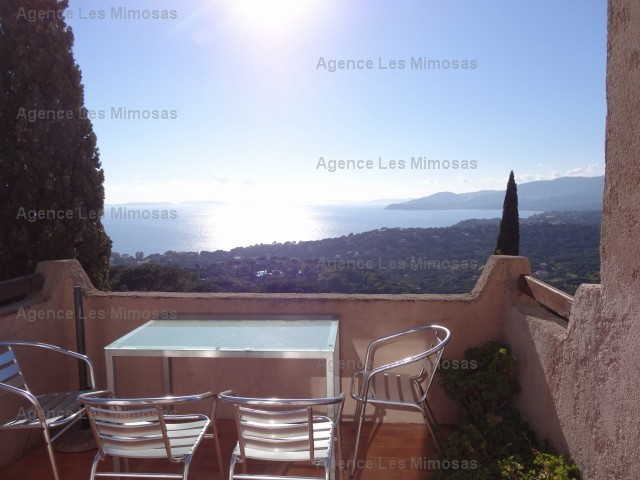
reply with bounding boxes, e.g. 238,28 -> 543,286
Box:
109,264 -> 213,292
495,171 -> 520,255
0,0 -> 111,287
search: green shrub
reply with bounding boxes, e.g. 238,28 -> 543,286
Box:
499,451 -> 581,479
431,342 -> 580,480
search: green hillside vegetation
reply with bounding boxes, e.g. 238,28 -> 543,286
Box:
109,211 -> 601,295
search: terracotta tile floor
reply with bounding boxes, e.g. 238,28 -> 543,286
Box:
0,420 -> 439,480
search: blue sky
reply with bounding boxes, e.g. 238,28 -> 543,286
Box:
65,0 -> 607,205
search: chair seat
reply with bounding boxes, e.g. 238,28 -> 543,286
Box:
0,390 -> 89,429
101,416 -> 210,460
233,420 -> 334,462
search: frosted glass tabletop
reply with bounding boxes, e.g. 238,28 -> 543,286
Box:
106,316 -> 339,353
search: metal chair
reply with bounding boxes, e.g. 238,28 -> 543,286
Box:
79,390 -> 222,480
218,390 -> 345,480
349,325 -> 451,477
0,341 -> 97,480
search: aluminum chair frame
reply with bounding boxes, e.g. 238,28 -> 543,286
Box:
79,390 -> 223,480
0,341 -> 97,480
218,390 -> 345,480
349,325 -> 451,477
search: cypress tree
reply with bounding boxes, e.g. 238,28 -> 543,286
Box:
494,171 -> 519,255
0,0 -> 111,287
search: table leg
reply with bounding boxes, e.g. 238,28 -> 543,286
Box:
106,352 -> 115,394
333,332 -> 340,397
162,356 -> 173,396
327,338 -> 341,480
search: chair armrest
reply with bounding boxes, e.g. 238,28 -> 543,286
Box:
79,389 -> 114,399
361,325 -> 451,372
0,341 -> 96,390
145,392 -> 216,405
218,391 -> 344,407
79,391 -> 215,408
362,327 -> 426,370
0,382 -> 51,424
364,342 -> 446,379
354,326 -> 451,399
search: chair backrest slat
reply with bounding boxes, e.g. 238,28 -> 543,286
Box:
242,436 -> 316,453
0,350 -> 17,368
85,403 -> 170,458
239,406 -> 309,425
219,392 -> 344,467
94,422 -> 164,438
91,406 -> 160,424
0,348 -> 27,391
236,405 -> 314,458
240,422 -> 313,440
371,372 -> 418,403
0,364 -> 25,388
101,437 -> 166,451
411,332 -> 447,403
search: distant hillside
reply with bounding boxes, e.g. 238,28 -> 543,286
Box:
386,176 -> 604,211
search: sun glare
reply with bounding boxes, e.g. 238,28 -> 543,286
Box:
196,202 -> 318,250
230,0 -> 317,31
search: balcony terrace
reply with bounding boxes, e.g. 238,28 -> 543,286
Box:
0,255 -> 571,480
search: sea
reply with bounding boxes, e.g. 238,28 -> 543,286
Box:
101,202 -> 539,255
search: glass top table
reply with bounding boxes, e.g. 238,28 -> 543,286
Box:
105,314 -> 340,398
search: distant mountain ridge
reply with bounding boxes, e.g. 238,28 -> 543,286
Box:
386,176 -> 604,211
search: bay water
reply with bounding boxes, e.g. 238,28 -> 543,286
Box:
102,202 -> 536,255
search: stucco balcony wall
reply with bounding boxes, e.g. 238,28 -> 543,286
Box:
504,279 -> 640,480
503,297 -> 573,455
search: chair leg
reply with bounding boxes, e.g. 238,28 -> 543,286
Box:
42,428 -> 61,480
325,456 -> 330,480
422,402 -> 442,455
210,397 -> 226,480
351,401 -> 361,432
212,421 -> 225,479
89,451 -> 101,480
335,421 -> 343,480
182,453 -> 194,480
326,421 -> 342,480
350,400 -> 367,477
229,453 -> 238,480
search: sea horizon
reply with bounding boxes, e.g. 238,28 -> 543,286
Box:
102,202 -> 540,256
